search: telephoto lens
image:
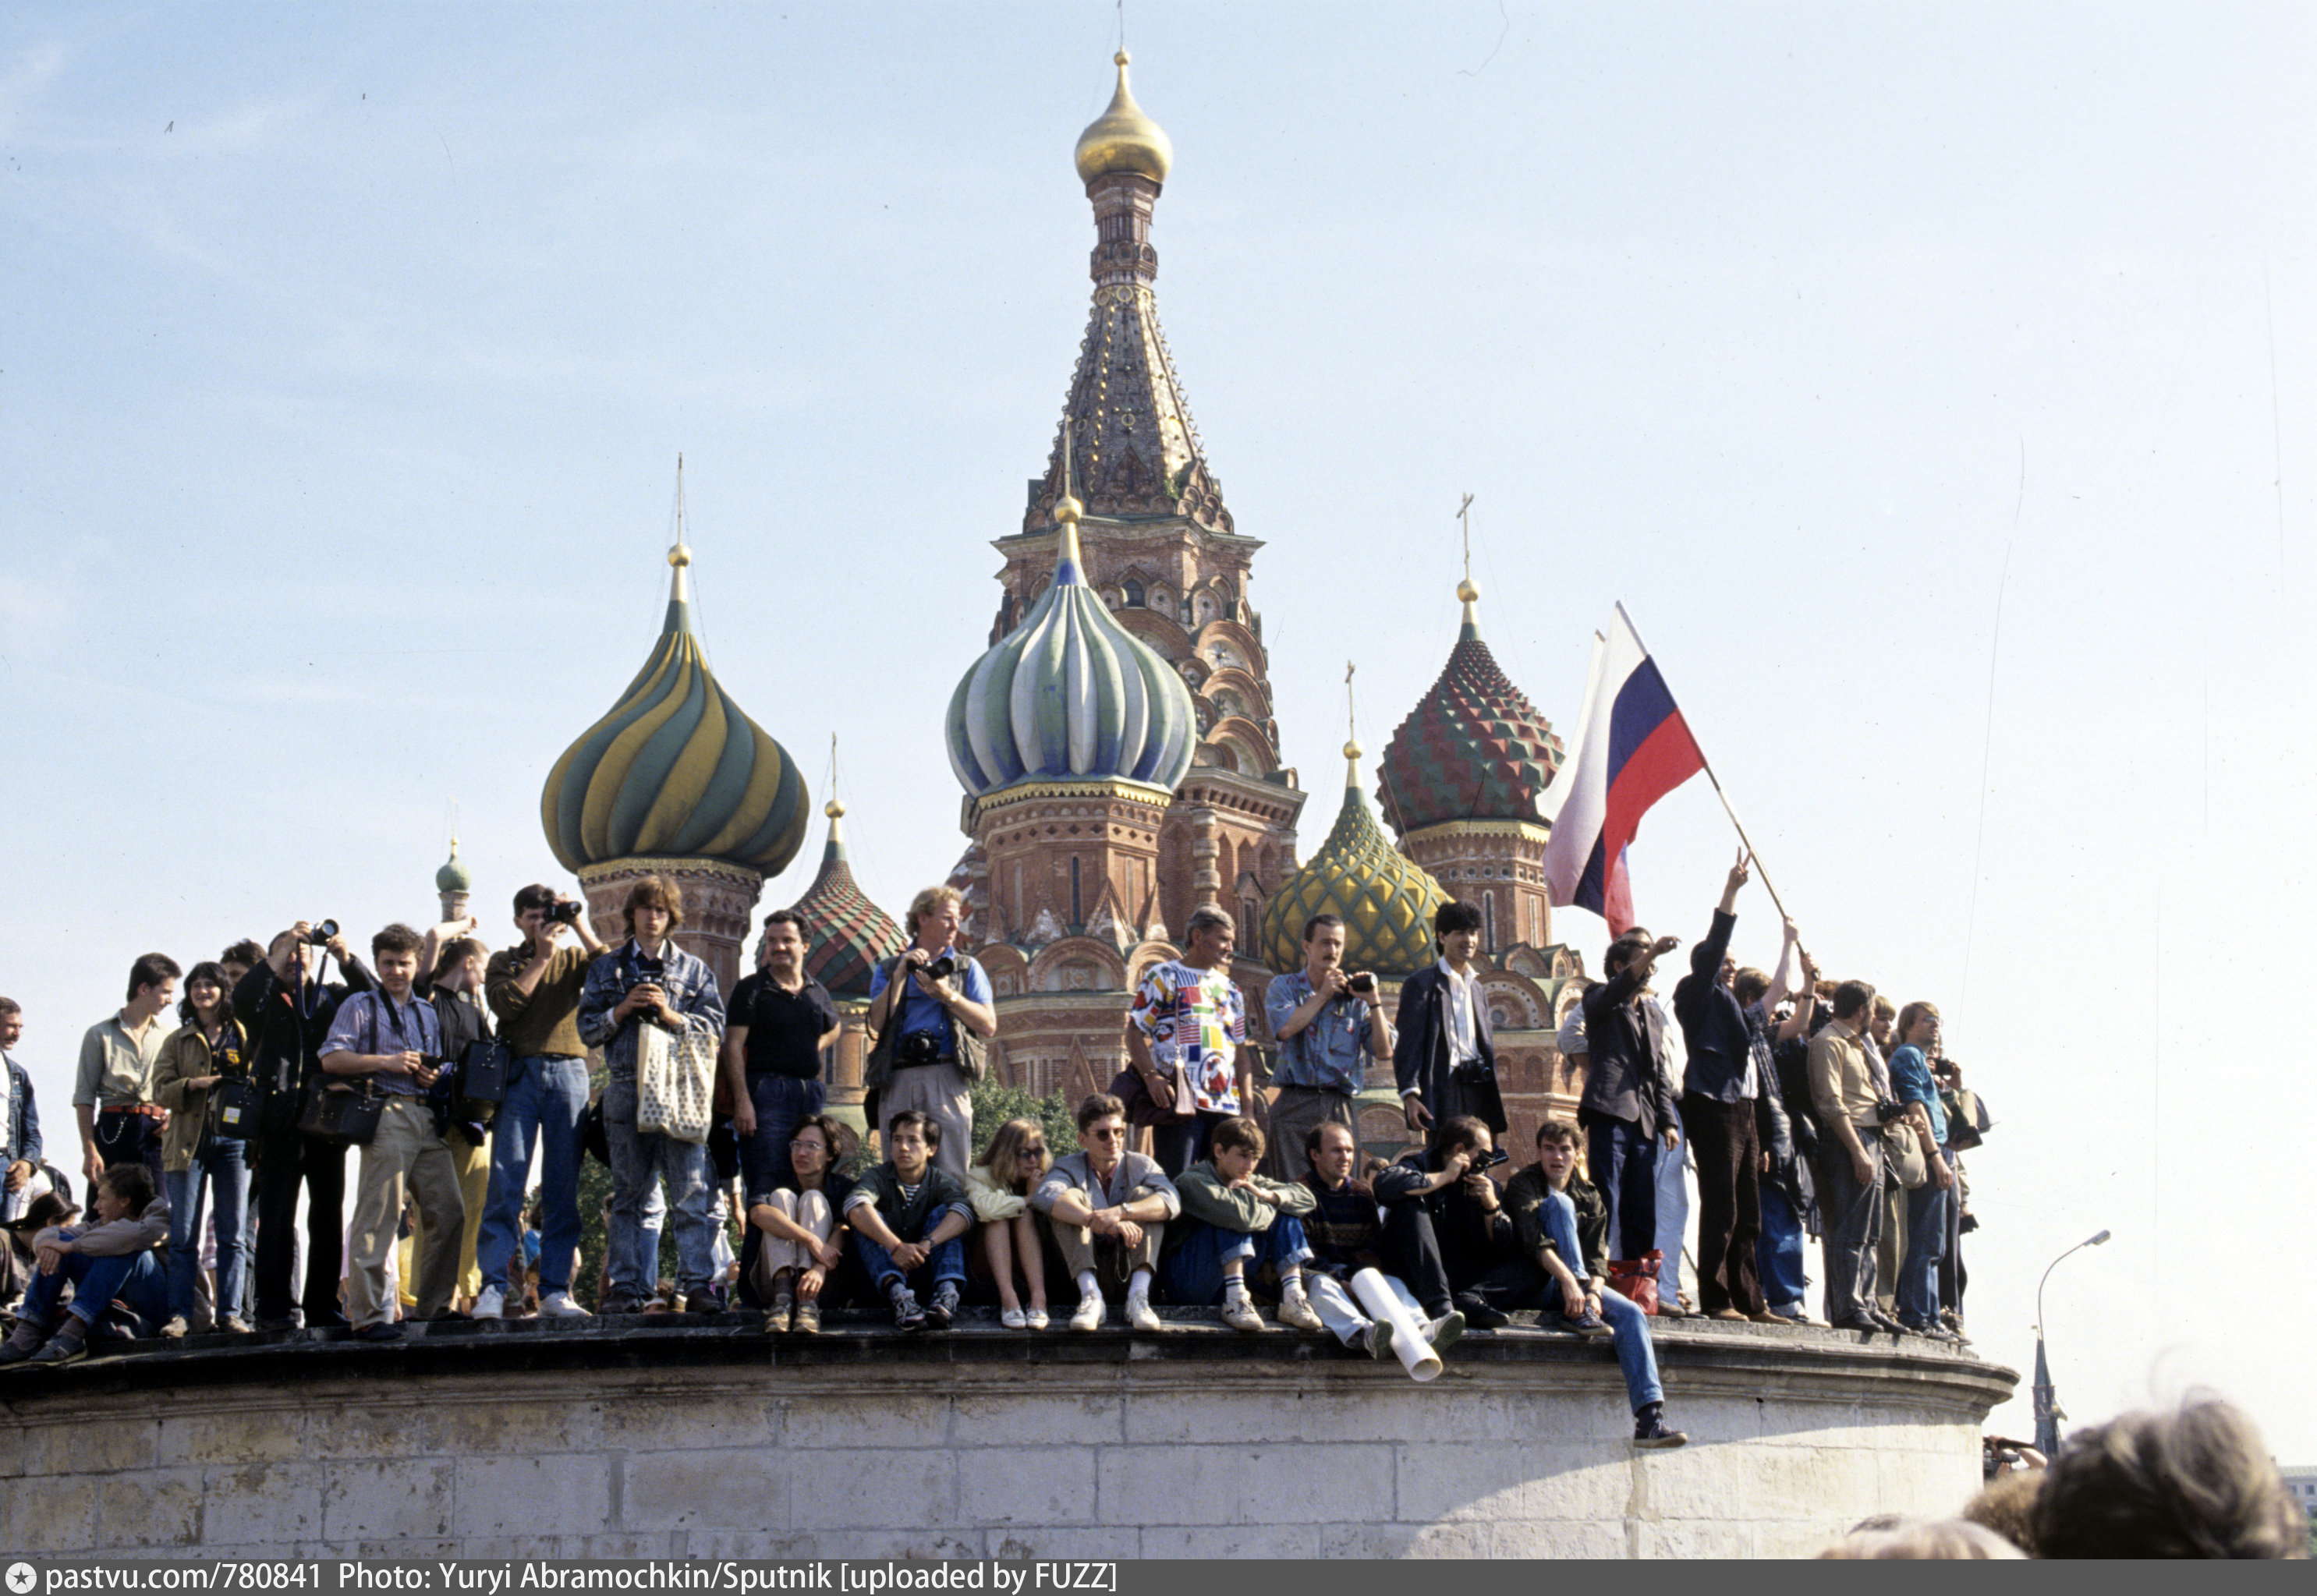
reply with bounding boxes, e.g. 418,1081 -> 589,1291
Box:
308,919 -> 340,943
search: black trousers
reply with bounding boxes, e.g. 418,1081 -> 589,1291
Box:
253,1130 -> 347,1324
1579,1109 -> 1659,1261
94,1109 -> 167,1194
1682,1092 -> 1765,1316
1379,1201 -> 1543,1318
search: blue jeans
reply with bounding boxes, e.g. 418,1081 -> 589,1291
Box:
165,1137 -> 250,1323
1582,1113 -> 1660,1261
23,1242 -> 168,1332
1162,1216 -> 1313,1305
604,1073 -> 718,1297
738,1074 -> 824,1202
1533,1187 -> 1663,1412
476,1054 -> 590,1295
1756,1177 -> 1811,1314
1897,1152 -> 1952,1325
853,1219 -> 966,1295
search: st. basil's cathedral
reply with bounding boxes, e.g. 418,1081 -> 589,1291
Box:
523,54 -> 1595,1159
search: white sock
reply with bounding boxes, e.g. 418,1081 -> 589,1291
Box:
1281,1273 -> 1307,1300
1222,1277 -> 1249,1303
1126,1272 -> 1153,1305
1076,1270 -> 1100,1300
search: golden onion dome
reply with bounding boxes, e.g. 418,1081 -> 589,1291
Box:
540,540 -> 809,879
1074,51 -> 1173,186
1260,745 -> 1451,980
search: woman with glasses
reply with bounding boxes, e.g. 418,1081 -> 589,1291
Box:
151,961 -> 252,1336
967,1116 -> 1053,1329
746,1113 -> 856,1333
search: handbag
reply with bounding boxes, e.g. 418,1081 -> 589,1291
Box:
459,1037 -> 512,1105
1882,1120 -> 1929,1190
636,1017 -> 717,1145
299,1081 -> 384,1147
1107,1066 -> 1172,1130
211,1077 -> 264,1140
1607,1251 -> 1663,1316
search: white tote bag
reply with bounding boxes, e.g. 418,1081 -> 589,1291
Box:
636,1019 -> 717,1145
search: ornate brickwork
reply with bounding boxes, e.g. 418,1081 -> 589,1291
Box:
577,856 -> 763,1000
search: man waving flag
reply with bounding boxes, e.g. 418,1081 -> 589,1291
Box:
1540,604 -> 1706,935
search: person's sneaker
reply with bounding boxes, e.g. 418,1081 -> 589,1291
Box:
1900,1316 -> 1961,1343
1277,1287 -> 1325,1332
1562,1308 -> 1614,1338
1632,1403 -> 1688,1449
160,1315 -> 189,1339
1070,1293 -> 1106,1332
1024,1307 -> 1050,1331
597,1294 -> 643,1318
791,1301 -> 820,1335
1361,1318 -> 1395,1362
539,1289 -> 591,1320
1748,1309 -> 1794,1325
926,1284 -> 960,1331
473,1284 -> 506,1320
1656,1297 -> 1692,1320
218,1316 -> 253,1336
0,1318 -> 48,1365
1454,1293 -> 1511,1330
1000,1306 -> 1028,1330
1125,1294 -> 1163,1333
1218,1293 -> 1265,1334
685,1285 -> 728,1315
1867,1307 -> 1907,1335
890,1290 -> 927,1333
28,1322 -> 87,1366
1424,1311 -> 1466,1352
354,1322 -> 406,1343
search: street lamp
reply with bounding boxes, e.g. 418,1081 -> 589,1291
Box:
2032,1228 -> 2111,1457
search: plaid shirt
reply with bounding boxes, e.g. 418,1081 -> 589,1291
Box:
577,940 -> 725,1079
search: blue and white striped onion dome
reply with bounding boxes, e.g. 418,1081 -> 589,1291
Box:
946,501 -> 1196,797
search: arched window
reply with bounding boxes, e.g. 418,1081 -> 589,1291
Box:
1123,579 -> 1145,607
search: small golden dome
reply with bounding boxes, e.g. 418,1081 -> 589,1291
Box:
1343,739 -> 1363,762
1054,492 -> 1086,526
824,798 -> 845,819
1074,50 -> 1173,186
1456,578 -> 1481,603
668,543 -> 693,568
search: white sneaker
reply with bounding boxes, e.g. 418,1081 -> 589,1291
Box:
1025,1307 -> 1050,1330
538,1290 -> 590,1320
1070,1293 -> 1106,1332
473,1285 -> 506,1320
1001,1306 -> 1028,1330
1126,1294 -> 1164,1333
1220,1293 -> 1265,1333
1277,1288 -> 1324,1332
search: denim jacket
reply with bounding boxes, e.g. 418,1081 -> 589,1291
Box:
577,941 -> 725,1081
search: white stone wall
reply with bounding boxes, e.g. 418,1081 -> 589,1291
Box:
0,1346 -> 2006,1559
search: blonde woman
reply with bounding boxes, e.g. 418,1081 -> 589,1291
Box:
968,1117 -> 1053,1329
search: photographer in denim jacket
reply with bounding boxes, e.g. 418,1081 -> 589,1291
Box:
578,876 -> 727,1315
866,886 -> 994,1183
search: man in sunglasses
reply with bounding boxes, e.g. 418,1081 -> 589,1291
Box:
1032,1093 -> 1179,1332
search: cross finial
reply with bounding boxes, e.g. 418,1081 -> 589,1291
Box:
1458,493 -> 1476,583
1345,660 -> 1358,744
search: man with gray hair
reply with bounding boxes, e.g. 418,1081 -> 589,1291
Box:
1125,905 -> 1249,1177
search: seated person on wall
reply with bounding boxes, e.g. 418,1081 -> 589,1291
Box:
320,924 -> 467,1343
748,1113 -> 857,1335
1298,1119 -> 1462,1360
1030,1092 -> 1178,1333
1503,1118 -> 1688,1449
0,1163 -> 169,1366
1373,1114 -> 1531,1329
843,1109 -> 971,1332
1261,913 -> 1391,1180
966,1116 -> 1054,1330
1162,1116 -> 1326,1335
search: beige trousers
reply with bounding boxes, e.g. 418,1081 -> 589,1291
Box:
879,1065 -> 973,1182
403,1133 -> 491,1301
347,1097 -> 466,1329
1047,1180 -> 1169,1298
749,1188 -> 836,1302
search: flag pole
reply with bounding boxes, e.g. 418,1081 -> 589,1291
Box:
1613,603 -> 1809,961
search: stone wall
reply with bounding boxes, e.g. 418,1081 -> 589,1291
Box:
0,1319 -> 2014,1559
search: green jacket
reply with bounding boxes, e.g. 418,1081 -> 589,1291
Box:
151,1020 -> 250,1173
1171,1159 -> 1317,1247
1503,1160 -> 1610,1285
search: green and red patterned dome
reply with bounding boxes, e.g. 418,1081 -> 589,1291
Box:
1376,581 -> 1564,834
785,800 -> 905,1000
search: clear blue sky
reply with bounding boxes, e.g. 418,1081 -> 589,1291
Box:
5,4 -> 2312,1459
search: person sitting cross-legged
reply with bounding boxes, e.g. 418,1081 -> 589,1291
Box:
1163,1116 -> 1326,1335
1503,1117 -> 1688,1449
0,1163 -> 170,1367
843,1110 -> 970,1332
1298,1119 -> 1463,1367
1030,1093 -> 1178,1332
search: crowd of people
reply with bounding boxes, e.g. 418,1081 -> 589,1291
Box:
1,860 -> 1975,1450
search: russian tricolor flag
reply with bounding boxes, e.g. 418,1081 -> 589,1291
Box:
1540,604 -> 1706,936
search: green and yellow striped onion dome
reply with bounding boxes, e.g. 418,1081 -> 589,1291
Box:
541,544 -> 810,878
946,497 -> 1196,798
1260,742 -> 1451,980
785,801 -> 905,1000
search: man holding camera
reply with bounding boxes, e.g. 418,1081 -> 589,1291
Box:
321,924 -> 465,1341
239,922 -> 374,1330
1373,1114 -> 1527,1329
1261,914 -> 1391,1181
866,886 -> 994,1184
1393,901 -> 1508,1141
478,884 -> 607,1320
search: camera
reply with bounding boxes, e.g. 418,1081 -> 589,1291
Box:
920,954 -> 958,983
301,920 -> 339,944
1451,1058 -> 1497,1087
1465,1146 -> 1510,1171
1343,973 -> 1376,996
545,900 -> 583,926
1872,1099 -> 1908,1124
895,1032 -> 945,1068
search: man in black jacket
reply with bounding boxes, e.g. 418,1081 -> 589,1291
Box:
1392,902 -> 1507,1139
1578,929 -> 1682,1263
235,922 -> 373,1331
1373,1115 -> 1528,1329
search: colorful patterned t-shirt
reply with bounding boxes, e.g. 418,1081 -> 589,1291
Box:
1128,960 -> 1247,1114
